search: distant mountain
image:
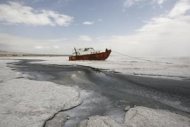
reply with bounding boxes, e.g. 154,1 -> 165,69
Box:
0,50 -> 69,57
0,50 -> 23,54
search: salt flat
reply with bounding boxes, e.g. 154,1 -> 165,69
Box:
12,55 -> 190,80
0,57 -> 190,127
0,60 -> 81,127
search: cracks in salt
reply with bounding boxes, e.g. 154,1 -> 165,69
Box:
42,89 -> 83,127
42,102 -> 82,127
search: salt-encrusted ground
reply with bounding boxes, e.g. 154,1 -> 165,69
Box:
7,55 -> 189,80
0,60 -> 81,127
0,57 -> 190,127
78,106 -> 190,127
0,60 -> 20,82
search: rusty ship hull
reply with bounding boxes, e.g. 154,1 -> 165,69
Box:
69,49 -> 111,61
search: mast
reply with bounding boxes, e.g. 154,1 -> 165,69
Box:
74,48 -> 77,56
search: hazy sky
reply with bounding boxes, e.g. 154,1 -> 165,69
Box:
0,0 -> 190,56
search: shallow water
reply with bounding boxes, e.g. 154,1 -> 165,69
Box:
9,59 -> 190,127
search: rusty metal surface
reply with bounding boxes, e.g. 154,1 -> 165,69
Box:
69,49 -> 111,61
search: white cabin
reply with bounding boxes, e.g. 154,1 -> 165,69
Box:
72,48 -> 100,55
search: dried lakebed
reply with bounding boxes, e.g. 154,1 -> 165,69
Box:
9,59 -> 190,127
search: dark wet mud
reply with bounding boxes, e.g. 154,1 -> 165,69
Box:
8,59 -> 190,127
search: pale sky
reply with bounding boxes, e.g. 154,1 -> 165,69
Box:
0,0 -> 190,56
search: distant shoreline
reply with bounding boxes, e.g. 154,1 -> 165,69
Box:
0,54 -> 70,57
0,54 -> 69,57
0,50 -> 70,57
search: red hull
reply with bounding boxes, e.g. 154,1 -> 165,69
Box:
69,49 -> 111,61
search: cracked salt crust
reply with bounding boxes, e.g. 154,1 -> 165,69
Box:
0,59 -> 81,127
